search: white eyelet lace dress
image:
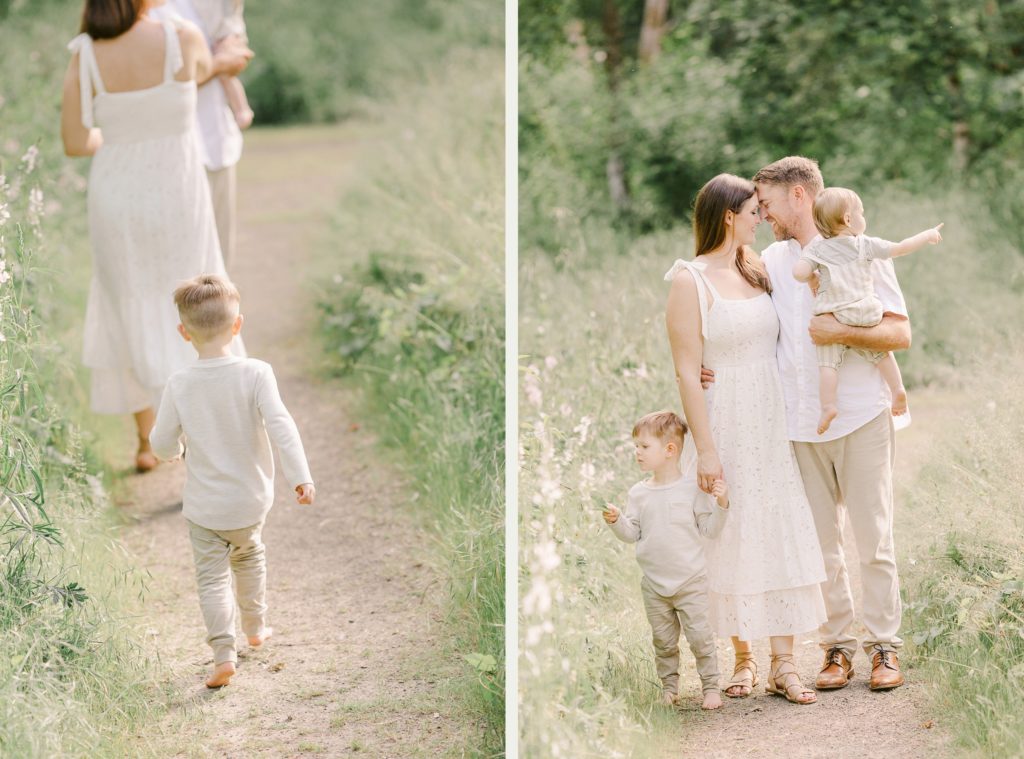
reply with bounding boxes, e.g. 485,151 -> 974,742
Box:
665,258 -> 827,640
68,19 -> 244,414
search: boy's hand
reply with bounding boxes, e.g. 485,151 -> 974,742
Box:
602,503 -> 620,524
711,479 -> 729,509
296,483 -> 316,505
927,222 -> 944,244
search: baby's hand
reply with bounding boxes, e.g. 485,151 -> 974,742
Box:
711,479 -> 729,509
296,483 -> 316,505
808,272 -> 820,297
928,222 -> 944,244
602,503 -> 620,524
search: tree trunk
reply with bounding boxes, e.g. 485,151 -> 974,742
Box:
601,0 -> 630,212
638,0 -> 669,64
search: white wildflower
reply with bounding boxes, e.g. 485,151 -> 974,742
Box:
524,369 -> 543,408
20,145 -> 39,174
544,355 -> 558,370
574,415 -> 593,446
0,202 -> 9,227
559,403 -> 572,416
28,187 -> 44,226
0,260 -> 9,285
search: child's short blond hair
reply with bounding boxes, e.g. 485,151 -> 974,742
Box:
632,410 -> 687,449
173,274 -> 240,341
813,187 -> 862,238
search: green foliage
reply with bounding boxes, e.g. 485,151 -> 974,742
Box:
0,165 -> 156,757
520,1 -> 1024,238
316,25 -> 504,755
245,0 -> 501,124
901,348 -> 1024,758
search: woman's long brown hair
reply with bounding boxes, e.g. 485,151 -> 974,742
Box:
692,173 -> 771,294
80,0 -> 144,40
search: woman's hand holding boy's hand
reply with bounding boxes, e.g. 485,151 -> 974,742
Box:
296,483 -> 316,505
602,503 -> 620,524
711,479 -> 729,509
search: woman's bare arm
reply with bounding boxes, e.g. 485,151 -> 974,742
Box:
666,270 -> 721,491
60,56 -> 103,157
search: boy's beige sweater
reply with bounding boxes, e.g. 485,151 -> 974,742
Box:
150,355 -> 312,530
608,476 -> 727,596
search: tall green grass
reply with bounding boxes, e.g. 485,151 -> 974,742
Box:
900,348 -> 1024,758
314,4 -> 504,754
0,165 -> 159,756
518,187 -> 1024,755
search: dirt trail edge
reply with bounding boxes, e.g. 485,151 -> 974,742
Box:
121,125 -> 473,758
669,392 -> 956,759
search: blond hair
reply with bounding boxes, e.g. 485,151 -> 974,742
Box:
632,410 -> 687,449
173,274 -> 240,341
752,156 -> 824,199
812,187 -> 862,238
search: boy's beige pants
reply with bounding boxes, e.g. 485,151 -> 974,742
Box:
640,574 -> 719,695
187,520 -> 266,665
792,411 -> 903,660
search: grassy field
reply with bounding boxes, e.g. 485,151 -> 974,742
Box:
518,189 -> 1024,756
314,36 -> 506,754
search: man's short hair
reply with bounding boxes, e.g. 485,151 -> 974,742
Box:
813,187 -> 862,238
753,156 -> 824,198
632,410 -> 687,448
173,273 -> 240,341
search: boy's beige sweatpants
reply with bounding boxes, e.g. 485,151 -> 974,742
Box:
187,519 -> 267,665
640,573 -> 719,695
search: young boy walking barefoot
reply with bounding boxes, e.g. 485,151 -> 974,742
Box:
793,187 -> 943,434
603,411 -> 730,710
150,274 -> 315,688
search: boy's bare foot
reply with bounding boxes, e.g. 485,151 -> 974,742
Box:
702,690 -> 723,710
205,661 -> 236,688
248,627 -> 273,647
817,404 -> 838,435
661,691 -> 678,706
891,387 -> 908,416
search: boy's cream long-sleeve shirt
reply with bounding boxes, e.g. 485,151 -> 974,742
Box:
608,476 -> 727,596
150,355 -> 312,530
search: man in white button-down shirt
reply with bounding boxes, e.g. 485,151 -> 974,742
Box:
752,156 -> 910,692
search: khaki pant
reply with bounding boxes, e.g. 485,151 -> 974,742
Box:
640,574 -> 719,695
206,164 -> 237,271
188,520 -> 266,665
793,411 -> 903,660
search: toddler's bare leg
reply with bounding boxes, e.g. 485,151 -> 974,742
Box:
220,75 -> 254,129
818,366 -> 839,435
877,352 -> 908,416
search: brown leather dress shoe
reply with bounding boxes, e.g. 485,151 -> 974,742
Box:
869,646 -> 905,690
816,647 -> 854,690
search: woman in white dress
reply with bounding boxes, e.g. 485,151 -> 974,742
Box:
61,0 -> 249,470
665,173 -> 827,704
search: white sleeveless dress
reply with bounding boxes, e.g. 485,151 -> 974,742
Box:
665,258 -> 827,640
68,20 -> 243,414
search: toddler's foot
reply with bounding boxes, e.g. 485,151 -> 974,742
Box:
248,627 -> 273,647
817,404 -> 838,435
891,387 -> 908,416
235,108 -> 254,130
702,690 -> 723,710
205,661 -> 236,688
661,690 -> 678,706
135,440 -> 157,473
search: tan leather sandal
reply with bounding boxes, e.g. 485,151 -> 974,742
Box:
724,651 -> 758,698
766,653 -> 817,704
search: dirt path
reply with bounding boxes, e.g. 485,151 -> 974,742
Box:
667,391 -> 957,758
119,125 -> 473,758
